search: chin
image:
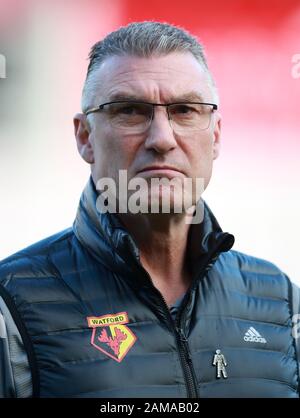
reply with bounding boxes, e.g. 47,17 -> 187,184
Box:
146,188 -> 192,215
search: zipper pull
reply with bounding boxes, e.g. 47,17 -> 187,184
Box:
176,326 -> 186,340
176,327 -> 192,362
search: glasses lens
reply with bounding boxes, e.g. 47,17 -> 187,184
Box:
169,103 -> 213,132
105,102 -> 152,132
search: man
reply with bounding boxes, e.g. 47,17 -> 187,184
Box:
0,21 -> 299,398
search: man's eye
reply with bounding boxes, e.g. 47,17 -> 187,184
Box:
112,103 -> 148,116
172,105 -> 196,114
118,105 -> 138,115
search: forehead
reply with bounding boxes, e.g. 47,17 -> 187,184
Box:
90,52 -> 212,102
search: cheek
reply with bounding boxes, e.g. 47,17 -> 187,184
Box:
189,135 -> 214,169
187,137 -> 215,189
92,130 -> 138,179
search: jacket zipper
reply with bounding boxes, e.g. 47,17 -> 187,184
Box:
135,266 -> 199,398
133,246 -> 224,398
173,251 -> 222,397
175,324 -> 199,398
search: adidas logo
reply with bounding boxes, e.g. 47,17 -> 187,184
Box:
243,327 -> 267,344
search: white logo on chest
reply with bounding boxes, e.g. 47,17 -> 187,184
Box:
243,327 -> 267,344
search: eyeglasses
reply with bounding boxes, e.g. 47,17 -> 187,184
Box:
84,100 -> 218,134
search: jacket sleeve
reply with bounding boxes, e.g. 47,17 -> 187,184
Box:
291,281 -> 300,371
0,296 -> 32,398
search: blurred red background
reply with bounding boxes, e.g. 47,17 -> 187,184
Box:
0,0 -> 299,282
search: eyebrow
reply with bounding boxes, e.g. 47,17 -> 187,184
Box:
168,92 -> 206,102
107,91 -> 207,103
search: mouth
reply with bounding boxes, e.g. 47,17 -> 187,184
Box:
137,166 -> 185,178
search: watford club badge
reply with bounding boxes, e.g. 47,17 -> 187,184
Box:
87,312 -> 137,362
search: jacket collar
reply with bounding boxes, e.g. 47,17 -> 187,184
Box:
73,176 -> 235,277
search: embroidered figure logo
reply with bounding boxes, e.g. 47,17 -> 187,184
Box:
213,349 -> 228,379
87,312 -> 137,362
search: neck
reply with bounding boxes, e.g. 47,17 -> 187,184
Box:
117,212 -> 193,306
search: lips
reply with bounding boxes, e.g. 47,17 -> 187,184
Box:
136,166 -> 186,181
137,166 -> 184,174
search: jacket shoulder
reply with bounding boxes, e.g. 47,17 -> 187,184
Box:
0,228 -> 74,285
215,249 -> 293,299
221,249 -> 288,277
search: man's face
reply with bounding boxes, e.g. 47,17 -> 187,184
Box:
74,52 -> 221,212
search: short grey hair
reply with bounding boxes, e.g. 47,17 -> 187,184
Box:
81,21 -> 218,113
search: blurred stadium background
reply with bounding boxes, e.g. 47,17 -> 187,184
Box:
0,0 -> 299,284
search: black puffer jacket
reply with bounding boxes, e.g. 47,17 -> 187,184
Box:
0,177 -> 299,397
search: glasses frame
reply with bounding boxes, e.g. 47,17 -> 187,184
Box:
84,100 -> 218,132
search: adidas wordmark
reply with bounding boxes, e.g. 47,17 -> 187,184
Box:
243,327 -> 267,344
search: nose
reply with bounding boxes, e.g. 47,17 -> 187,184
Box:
144,107 -> 177,154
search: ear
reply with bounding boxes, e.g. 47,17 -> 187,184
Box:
73,113 -> 95,164
212,113 -> 221,160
